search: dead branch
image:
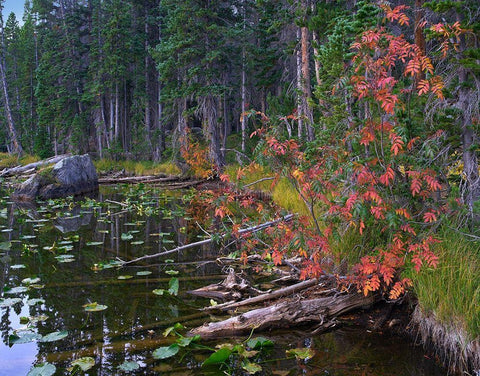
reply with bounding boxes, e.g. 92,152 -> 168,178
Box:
0,154 -> 71,177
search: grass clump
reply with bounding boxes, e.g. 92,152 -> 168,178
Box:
408,228 -> 480,341
0,153 -> 41,169
94,159 -> 180,176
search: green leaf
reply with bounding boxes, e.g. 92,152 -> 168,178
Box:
27,363 -> 56,376
165,269 -> 179,275
202,348 -> 232,366
121,232 -> 133,241
177,336 -> 196,347
9,331 -> 42,344
286,347 -> 315,360
70,357 -> 95,371
168,277 -> 179,296
10,264 -> 26,269
152,344 -> 180,360
83,302 -> 108,312
131,241 -> 144,245
39,330 -> 68,342
4,286 -> 28,294
27,298 -> 45,306
242,361 -> 262,374
246,337 -> 274,349
0,241 -> 11,250
117,275 -> 133,280
152,289 -> 165,296
136,271 -> 152,276
0,298 -> 22,308
22,277 -> 41,285
86,241 -> 104,246
117,361 -> 140,372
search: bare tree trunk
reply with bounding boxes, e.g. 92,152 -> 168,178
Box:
241,2 -> 247,153
300,0 -> 314,142
296,28 -> 303,139
312,30 -> 321,87
0,58 -> 22,154
414,0 -> 426,81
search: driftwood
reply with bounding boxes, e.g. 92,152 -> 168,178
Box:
203,278 -> 319,312
0,154 -> 71,177
120,214 -> 294,266
190,291 -> 378,338
98,174 -> 178,184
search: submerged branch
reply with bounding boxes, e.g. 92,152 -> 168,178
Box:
120,214 -> 294,266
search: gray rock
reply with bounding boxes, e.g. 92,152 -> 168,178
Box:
13,154 -> 98,200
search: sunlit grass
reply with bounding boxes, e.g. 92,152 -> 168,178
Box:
94,159 -> 180,176
0,152 -> 41,169
407,229 -> 480,341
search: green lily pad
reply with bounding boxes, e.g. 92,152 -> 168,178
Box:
152,344 -> 180,360
29,315 -> 49,323
20,235 -> 36,240
117,275 -> 133,280
118,361 -> 140,372
136,271 -> 152,276
168,278 -> 179,296
286,347 -> 315,360
22,277 -> 41,285
39,330 -> 68,342
0,241 -> 11,250
83,302 -> 108,312
86,241 -> 104,246
9,331 -> 42,344
130,240 -> 144,245
152,289 -> 165,296
165,270 -> 179,275
121,233 -> 133,241
246,337 -> 274,349
242,361 -> 262,374
70,357 -> 95,371
10,264 -> 26,269
4,286 -> 28,294
0,298 -> 22,308
27,363 -> 56,376
27,298 -> 45,306
202,348 -> 232,365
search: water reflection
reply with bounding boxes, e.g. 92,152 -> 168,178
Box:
0,187 -> 446,375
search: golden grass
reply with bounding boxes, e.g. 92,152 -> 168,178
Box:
0,153 -> 41,169
94,159 -> 180,176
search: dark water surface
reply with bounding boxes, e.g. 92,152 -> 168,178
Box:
0,186 -> 446,375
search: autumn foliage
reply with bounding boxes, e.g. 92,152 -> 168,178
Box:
231,5 -> 447,300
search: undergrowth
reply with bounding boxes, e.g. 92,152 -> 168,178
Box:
0,153 -> 40,169
94,159 -> 180,176
407,227 -> 480,341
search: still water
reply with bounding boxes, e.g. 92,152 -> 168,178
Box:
0,185 -> 446,375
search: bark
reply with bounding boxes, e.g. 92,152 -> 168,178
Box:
191,292 -> 377,338
414,0 -> 426,81
300,16 -> 314,142
0,154 -> 71,177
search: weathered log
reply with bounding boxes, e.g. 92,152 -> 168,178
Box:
203,278 -> 319,311
120,214 -> 294,266
0,154 -> 71,177
190,292 -> 377,338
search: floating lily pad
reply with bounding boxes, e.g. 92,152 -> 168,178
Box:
22,277 -> 41,285
83,302 -> 108,312
4,286 -> 28,294
246,337 -> 274,349
86,241 -> 104,246
0,298 -> 22,308
118,275 -> 133,280
20,235 -> 36,240
118,361 -> 140,372
168,278 -> 179,296
28,315 -> 49,323
27,362 -> 56,376
0,241 -> 11,250
1,228 -> 13,232
9,331 -> 42,344
10,264 -> 26,269
136,271 -> 152,276
27,298 -> 45,306
202,348 -> 232,365
152,344 -> 179,360
165,270 -> 179,275
130,241 -> 144,245
40,330 -> 68,342
242,361 -> 262,374
152,289 -> 165,296
70,357 -> 95,371
121,233 -> 133,241
286,347 -> 315,360
29,284 -> 45,289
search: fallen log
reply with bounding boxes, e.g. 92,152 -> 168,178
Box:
0,154 -> 71,177
98,174 -> 181,184
190,292 -> 378,338
202,278 -> 319,312
120,214 -> 294,266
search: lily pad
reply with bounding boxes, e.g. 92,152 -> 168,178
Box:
152,289 -> 165,296
0,298 -> 22,308
9,331 -> 42,344
130,241 -> 144,245
83,302 -> 108,312
136,271 -> 152,276
165,270 -> 179,275
121,232 -> 133,241
242,361 -> 262,374
168,278 -> 179,296
117,275 -> 133,280
0,241 -> 11,250
4,286 -> 28,294
22,277 -> 41,285
286,347 -> 315,360
202,348 -> 232,365
152,344 -> 180,360
28,315 -> 49,323
10,264 -> 26,269
39,330 -> 68,342
27,363 -> 56,376
86,241 -> 104,246
70,357 -> 95,372
246,337 -> 274,349
118,361 -> 140,372
27,298 -> 45,306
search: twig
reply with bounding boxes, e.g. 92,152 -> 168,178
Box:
243,177 -> 275,188
120,214 -> 294,266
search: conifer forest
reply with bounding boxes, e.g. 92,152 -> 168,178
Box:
0,1 -> 479,375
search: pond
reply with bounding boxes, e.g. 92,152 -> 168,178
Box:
0,185 -> 447,375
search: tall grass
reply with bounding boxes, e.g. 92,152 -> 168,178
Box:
0,153 -> 41,169
408,229 -> 480,341
94,159 -> 180,176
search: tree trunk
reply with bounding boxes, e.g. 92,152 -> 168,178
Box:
300,0 -> 314,142
0,61 -> 22,154
296,28 -> 303,139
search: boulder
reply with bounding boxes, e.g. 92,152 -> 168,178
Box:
12,154 -> 98,200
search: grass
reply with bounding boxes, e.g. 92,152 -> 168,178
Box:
407,228 -> 480,341
94,159 -> 180,176
0,152 -> 41,169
